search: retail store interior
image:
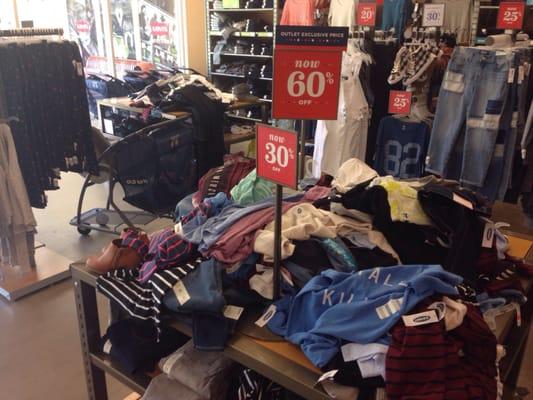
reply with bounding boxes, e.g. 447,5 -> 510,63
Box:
1,1 -> 533,400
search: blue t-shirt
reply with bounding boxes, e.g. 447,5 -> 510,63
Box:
268,265 -> 462,367
374,116 -> 430,179
381,0 -> 413,38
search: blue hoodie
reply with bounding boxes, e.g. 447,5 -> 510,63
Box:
267,265 -> 462,367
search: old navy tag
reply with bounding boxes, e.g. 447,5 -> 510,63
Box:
402,310 -> 440,327
255,304 -> 276,327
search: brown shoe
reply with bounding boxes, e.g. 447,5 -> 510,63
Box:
86,239 -> 142,274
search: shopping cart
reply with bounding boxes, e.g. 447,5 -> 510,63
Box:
70,118 -> 197,235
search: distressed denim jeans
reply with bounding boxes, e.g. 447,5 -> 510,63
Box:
426,47 -> 514,187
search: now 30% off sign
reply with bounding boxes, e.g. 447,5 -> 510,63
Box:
256,124 -> 298,189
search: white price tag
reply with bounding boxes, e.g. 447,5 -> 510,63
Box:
422,4 -> 445,27
223,305 -> 244,320
402,310 -> 440,327
103,119 -> 114,135
452,193 -> 474,210
482,222 -> 495,248
508,68 -> 515,84
173,280 -> 190,305
525,62 -> 531,77
103,339 -> 112,354
255,305 -> 277,327
174,221 -> 183,236
317,370 -> 338,384
518,65 -> 525,84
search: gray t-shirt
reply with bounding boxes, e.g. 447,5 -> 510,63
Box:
438,0 -> 472,44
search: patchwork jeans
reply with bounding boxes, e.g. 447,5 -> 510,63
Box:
426,47 -> 515,187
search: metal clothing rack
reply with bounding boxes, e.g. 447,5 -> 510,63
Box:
0,28 -> 71,301
0,28 -> 63,37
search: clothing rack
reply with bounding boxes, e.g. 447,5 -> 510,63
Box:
0,30 -> 74,301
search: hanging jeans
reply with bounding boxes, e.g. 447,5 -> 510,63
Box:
426,47 -> 514,187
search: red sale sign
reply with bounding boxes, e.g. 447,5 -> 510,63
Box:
357,4 -> 377,26
497,2 -> 525,30
150,21 -> 169,36
388,91 -> 412,115
273,26 -> 348,120
256,124 -> 298,189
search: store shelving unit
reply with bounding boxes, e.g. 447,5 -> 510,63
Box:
205,0 -> 278,126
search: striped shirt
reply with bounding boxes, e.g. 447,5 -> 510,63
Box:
96,259 -> 201,330
386,302 -> 498,400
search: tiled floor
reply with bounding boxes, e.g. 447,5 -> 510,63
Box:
0,172 -> 532,399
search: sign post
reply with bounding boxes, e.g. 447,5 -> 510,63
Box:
256,124 -> 298,299
262,26 -> 347,299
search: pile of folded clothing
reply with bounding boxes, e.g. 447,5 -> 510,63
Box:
87,153 -> 530,400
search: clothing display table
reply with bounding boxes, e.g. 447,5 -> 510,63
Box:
97,97 -> 264,149
71,262 -> 329,400
72,234 -> 533,400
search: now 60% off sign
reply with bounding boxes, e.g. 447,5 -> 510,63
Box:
272,26 -> 348,120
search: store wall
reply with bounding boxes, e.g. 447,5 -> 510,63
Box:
185,0 -> 207,75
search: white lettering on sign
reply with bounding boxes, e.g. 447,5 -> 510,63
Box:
287,70 -> 333,98
294,60 -> 320,68
503,9 -> 520,23
268,134 -> 286,144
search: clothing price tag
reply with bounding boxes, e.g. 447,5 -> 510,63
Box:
428,301 -> 446,320
255,304 -> 277,327
273,26 -> 348,120
402,310 -> 440,327
103,340 -> 112,354
525,63 -> 531,77
173,280 -> 190,305
422,4 -> 446,27
388,90 -> 412,115
103,119 -> 114,135
223,305 -> 244,320
497,2 -> 525,30
174,221 -> 184,236
482,222 -> 495,248
518,65 -> 525,84
508,68 -> 516,83
317,370 -> 339,384
357,3 -> 377,26
256,123 -> 298,189
452,193 -> 474,210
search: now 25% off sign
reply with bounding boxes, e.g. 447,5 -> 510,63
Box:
273,26 -> 348,120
